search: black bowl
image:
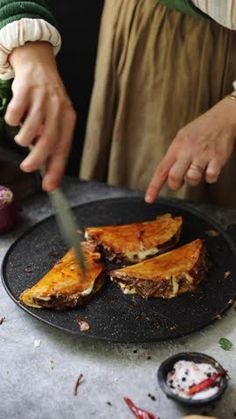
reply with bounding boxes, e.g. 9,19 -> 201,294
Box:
157,352 -> 228,406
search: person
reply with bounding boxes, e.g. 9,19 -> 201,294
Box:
1,0 -> 236,207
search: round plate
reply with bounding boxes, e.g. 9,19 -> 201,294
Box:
2,197 -> 236,343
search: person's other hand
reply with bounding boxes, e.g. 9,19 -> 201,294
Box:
145,97 -> 236,203
5,41 -> 76,192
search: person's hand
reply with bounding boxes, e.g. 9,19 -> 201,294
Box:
145,97 -> 236,203
5,41 -> 76,192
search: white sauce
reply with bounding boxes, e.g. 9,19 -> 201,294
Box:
167,360 -> 220,400
125,247 -> 159,261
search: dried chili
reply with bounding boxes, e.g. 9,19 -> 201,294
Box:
186,370 -> 227,396
124,397 -> 159,419
0,317 -> 5,325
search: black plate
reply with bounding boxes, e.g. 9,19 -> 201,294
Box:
2,197 -> 236,343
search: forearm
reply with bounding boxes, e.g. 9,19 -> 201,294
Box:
9,41 -> 57,73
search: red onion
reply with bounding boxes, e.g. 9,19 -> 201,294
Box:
0,186 -> 21,233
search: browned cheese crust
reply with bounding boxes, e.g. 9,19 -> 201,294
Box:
110,239 -> 208,299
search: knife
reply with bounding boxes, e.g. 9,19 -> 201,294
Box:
9,123 -> 86,272
48,187 -> 86,275
28,145 -> 86,274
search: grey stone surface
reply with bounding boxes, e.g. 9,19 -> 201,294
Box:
0,178 -> 236,419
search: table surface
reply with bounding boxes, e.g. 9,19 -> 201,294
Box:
0,178 -> 236,419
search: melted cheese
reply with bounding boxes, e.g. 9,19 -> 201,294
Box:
125,247 -> 159,261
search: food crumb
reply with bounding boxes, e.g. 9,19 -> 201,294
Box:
24,265 -> 33,273
77,319 -> 90,332
107,401 -> 112,406
34,339 -> 41,348
73,374 -> 84,396
0,317 -> 5,325
50,360 -> 55,370
206,229 -> 220,237
48,250 -> 60,258
224,271 -> 231,279
148,393 -> 156,401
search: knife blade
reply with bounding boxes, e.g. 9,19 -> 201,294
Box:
48,188 -> 86,275
27,146 -> 86,274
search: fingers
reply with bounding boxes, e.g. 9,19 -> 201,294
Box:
145,153 -> 175,203
42,108 -> 76,191
20,99 -> 62,171
185,161 -> 206,186
20,137 -> 50,172
146,156 -> 221,204
14,100 -> 45,147
186,159 -> 222,186
20,104 -> 76,190
145,151 -> 221,204
205,160 -> 221,184
168,158 -> 190,190
5,83 -> 28,126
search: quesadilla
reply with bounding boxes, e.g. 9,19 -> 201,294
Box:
20,243 -> 104,310
109,239 -> 207,299
85,214 -> 182,263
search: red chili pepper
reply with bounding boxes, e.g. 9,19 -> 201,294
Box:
186,370 -> 227,396
124,397 -> 160,419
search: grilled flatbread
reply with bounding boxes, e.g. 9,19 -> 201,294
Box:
110,239 -> 207,299
20,243 -> 104,310
85,214 -> 182,263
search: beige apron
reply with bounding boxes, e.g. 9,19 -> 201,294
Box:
80,0 -> 236,207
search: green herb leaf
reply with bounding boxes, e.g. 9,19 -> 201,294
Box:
219,337 -> 233,351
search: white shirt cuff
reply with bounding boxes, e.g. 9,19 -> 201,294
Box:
0,18 -> 61,80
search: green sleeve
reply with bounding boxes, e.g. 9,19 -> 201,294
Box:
158,0 -> 208,18
0,1 -> 57,30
